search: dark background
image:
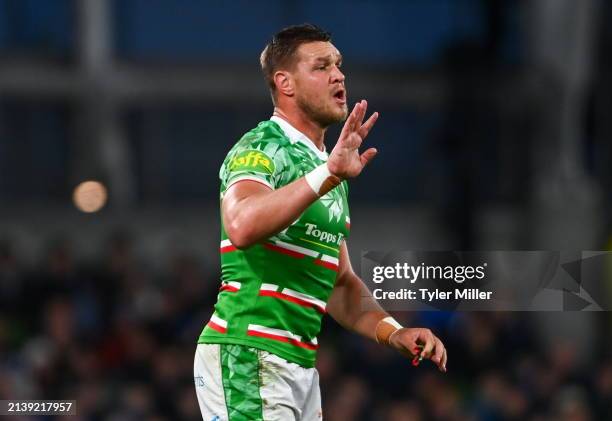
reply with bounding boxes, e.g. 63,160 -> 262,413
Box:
0,0 -> 611,420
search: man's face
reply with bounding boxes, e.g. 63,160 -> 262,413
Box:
291,41 -> 348,127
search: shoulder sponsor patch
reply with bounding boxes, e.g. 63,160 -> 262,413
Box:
229,149 -> 275,175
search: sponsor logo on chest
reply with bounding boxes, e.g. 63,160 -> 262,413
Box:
305,223 -> 344,246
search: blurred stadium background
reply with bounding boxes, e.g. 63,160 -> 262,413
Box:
1,0 -> 611,419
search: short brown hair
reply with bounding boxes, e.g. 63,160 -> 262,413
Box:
260,24 -> 332,103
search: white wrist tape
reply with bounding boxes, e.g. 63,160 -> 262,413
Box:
382,316 -> 403,330
375,316 -> 403,345
305,163 -> 341,196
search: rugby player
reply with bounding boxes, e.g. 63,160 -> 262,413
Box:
194,24 -> 447,421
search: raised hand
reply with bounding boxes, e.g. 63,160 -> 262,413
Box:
327,100 -> 379,179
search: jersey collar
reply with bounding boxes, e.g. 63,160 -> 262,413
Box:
270,116 -> 328,161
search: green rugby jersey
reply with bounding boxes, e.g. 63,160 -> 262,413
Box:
198,116 -> 351,368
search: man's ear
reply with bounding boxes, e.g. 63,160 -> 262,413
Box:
274,71 -> 294,97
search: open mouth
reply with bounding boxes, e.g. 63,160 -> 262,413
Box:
333,89 -> 346,104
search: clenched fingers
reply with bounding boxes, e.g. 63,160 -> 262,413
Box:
441,347 -> 448,372
418,329 -> 436,359
431,337 -> 446,372
417,331 -> 447,371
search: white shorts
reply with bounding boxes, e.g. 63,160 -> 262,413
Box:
194,343 -> 322,421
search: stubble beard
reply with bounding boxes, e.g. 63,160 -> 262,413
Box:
297,93 -> 348,128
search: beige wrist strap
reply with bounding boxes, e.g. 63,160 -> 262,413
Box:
305,163 -> 342,197
375,316 -> 403,346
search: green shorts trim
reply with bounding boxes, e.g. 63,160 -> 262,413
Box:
220,344 -> 264,421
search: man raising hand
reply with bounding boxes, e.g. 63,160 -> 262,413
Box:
194,23 -> 447,421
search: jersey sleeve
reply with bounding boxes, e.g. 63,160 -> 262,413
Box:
219,134 -> 292,195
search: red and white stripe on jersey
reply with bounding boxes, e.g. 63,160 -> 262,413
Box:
264,239 -> 319,259
207,314 -> 228,334
314,254 -> 339,272
259,283 -> 326,314
226,175 -> 273,191
220,239 -> 237,253
247,324 -> 319,350
219,281 -> 241,293
345,216 -> 351,230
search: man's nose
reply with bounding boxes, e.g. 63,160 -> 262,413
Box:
331,66 -> 345,84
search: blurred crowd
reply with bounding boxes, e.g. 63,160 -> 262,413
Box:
0,235 -> 611,421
